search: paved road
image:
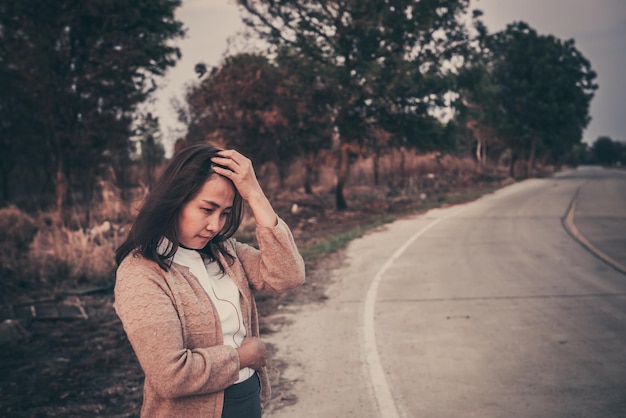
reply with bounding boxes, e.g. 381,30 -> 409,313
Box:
265,166 -> 626,418
566,167 -> 626,272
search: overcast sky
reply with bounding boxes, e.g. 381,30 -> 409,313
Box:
152,0 -> 626,152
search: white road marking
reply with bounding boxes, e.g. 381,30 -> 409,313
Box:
362,209 -> 463,417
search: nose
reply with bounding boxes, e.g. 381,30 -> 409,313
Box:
205,214 -> 222,233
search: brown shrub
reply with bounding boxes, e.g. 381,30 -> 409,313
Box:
0,205 -> 38,251
28,222 -> 118,291
0,204 -> 124,301
89,178 -> 130,224
0,206 -> 39,300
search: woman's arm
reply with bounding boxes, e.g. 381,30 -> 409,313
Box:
211,150 -> 305,292
233,217 -> 305,293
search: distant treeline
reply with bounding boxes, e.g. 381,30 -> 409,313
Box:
1,0 -> 615,218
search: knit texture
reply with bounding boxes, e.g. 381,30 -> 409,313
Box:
115,217 -> 305,418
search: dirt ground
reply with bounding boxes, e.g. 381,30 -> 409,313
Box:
0,182 -> 501,417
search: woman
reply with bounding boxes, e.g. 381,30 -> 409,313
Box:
114,143 -> 305,418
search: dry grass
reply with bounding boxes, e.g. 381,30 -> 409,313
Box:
28,224 -> 119,290
0,181 -> 134,303
0,150 -> 511,304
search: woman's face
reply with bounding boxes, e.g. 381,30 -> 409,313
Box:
177,174 -> 235,249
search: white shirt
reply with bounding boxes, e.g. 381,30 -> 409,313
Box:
171,245 -> 254,383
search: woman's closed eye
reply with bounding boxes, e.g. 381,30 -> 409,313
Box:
202,207 -> 230,217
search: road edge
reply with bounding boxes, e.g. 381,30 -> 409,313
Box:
562,186 -> 626,275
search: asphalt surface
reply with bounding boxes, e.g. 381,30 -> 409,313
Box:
265,166 -> 626,418
566,167 -> 626,273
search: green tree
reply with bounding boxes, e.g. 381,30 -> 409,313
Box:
184,52 -> 333,190
273,47 -> 335,192
237,0 -> 472,209
483,22 -> 597,177
591,136 -> 625,166
0,0 -> 184,218
456,22 -> 508,168
185,54 -> 292,176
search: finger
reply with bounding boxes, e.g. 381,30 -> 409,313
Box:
211,164 -> 229,174
216,150 -> 244,165
217,149 -> 237,157
218,150 -> 252,169
211,154 -> 236,164
211,157 -> 239,173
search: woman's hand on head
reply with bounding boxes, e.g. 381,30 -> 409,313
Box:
211,150 -> 278,227
211,150 -> 263,203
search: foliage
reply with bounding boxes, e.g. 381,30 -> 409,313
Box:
0,205 -> 38,297
0,205 -> 38,252
482,22 -> 597,176
183,50 -> 334,190
237,0 -> 473,208
0,0 -> 184,215
185,53 -> 299,174
591,136 -> 626,166
273,47 -> 337,180
455,53 -> 508,166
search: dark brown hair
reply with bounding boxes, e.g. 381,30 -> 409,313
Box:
115,142 -> 243,270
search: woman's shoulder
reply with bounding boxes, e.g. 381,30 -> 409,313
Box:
117,250 -> 165,279
114,252 -> 174,303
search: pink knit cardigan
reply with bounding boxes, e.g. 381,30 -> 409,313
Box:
114,218 -> 305,418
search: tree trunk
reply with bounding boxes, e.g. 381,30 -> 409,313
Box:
335,177 -> 348,210
399,148 -> 406,189
527,139 -> 536,177
509,151 -> 517,178
276,161 -> 287,190
145,140 -> 156,190
55,154 -> 69,222
304,153 -> 316,194
335,143 -> 350,210
373,152 -> 380,186
0,163 -> 10,203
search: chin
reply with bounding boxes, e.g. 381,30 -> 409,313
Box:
197,239 -> 211,248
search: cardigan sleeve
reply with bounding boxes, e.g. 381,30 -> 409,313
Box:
234,216 -> 305,293
114,255 -> 240,399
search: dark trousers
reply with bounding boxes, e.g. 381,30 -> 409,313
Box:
222,373 -> 262,418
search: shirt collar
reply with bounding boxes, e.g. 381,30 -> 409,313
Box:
157,237 -> 202,266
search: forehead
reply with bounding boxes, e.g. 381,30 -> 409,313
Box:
194,175 -> 235,204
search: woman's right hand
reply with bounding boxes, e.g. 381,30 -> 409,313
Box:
210,150 -> 278,227
236,337 -> 267,371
